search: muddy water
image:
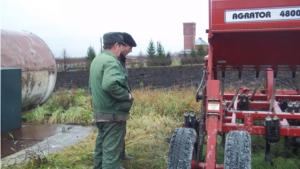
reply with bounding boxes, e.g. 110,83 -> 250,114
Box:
1,124 -> 95,166
1,124 -> 64,158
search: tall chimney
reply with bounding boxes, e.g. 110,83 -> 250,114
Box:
183,22 -> 196,50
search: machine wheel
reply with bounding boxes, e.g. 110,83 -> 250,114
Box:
224,130 -> 251,169
167,127 -> 197,169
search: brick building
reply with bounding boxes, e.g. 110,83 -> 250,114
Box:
183,22 -> 196,51
195,37 -> 209,51
183,22 -> 208,53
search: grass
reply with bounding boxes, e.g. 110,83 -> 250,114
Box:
170,60 -> 181,66
4,86 -> 300,169
22,88 -> 92,125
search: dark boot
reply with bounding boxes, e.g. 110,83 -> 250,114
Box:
122,143 -> 134,160
122,153 -> 134,160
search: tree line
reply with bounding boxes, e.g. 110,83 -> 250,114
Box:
56,40 -> 208,71
145,40 -> 172,67
144,39 -> 208,66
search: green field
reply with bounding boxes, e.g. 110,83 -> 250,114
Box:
3,86 -> 300,169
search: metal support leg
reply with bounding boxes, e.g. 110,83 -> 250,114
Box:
284,136 -> 289,149
205,115 -> 218,169
221,133 -> 225,147
265,141 -> 271,162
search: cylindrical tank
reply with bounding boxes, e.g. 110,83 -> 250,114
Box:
1,29 -> 57,111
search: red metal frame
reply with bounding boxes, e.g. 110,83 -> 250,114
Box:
210,0 -> 300,31
192,0 -> 300,168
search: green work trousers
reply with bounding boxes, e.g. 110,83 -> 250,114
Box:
94,121 -> 126,169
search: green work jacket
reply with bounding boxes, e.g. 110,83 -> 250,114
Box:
89,50 -> 132,120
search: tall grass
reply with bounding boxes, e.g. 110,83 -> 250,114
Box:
22,88 -> 92,125
6,86 -> 300,169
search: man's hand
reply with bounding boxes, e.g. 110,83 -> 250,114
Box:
129,93 -> 134,101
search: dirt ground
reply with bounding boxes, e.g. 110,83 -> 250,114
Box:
55,65 -> 300,91
55,65 -> 205,90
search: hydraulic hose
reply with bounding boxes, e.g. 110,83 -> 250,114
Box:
227,80 -> 241,111
196,70 -> 206,95
249,78 -> 259,100
277,79 -> 297,90
221,77 -> 225,97
269,78 -> 276,113
276,77 -> 297,90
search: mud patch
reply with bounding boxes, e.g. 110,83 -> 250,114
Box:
1,124 -> 96,167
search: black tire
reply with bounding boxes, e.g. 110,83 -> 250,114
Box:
167,127 -> 197,169
224,130 -> 251,169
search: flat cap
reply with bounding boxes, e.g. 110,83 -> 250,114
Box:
122,32 -> 137,47
103,32 -> 125,45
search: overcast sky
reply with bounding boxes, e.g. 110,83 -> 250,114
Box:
1,0 -> 209,57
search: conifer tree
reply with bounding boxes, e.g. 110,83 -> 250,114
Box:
166,52 -> 171,58
146,40 -> 156,58
156,41 -> 166,58
183,50 -> 187,57
197,45 -> 207,57
165,51 -> 172,66
197,46 -> 208,64
190,47 -> 197,57
86,45 -> 96,61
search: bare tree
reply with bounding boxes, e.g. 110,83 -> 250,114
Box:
137,51 -> 146,68
61,48 -> 68,72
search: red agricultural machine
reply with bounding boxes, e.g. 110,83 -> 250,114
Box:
167,0 -> 300,168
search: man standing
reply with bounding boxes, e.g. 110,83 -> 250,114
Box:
118,32 -> 137,160
89,32 -> 134,169
119,32 -> 137,73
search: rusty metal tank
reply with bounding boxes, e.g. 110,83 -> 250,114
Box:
1,29 -> 57,111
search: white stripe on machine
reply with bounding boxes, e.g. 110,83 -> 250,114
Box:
225,6 -> 300,23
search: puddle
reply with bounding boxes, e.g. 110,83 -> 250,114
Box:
1,124 -> 95,166
1,124 -> 63,158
